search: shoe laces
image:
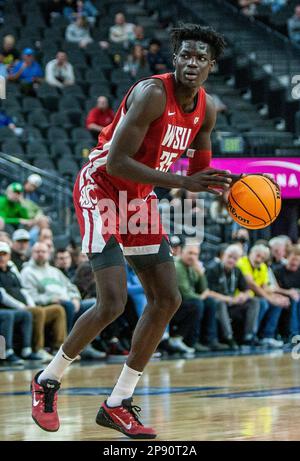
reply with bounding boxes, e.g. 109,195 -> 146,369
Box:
39,381 -> 60,413
122,398 -> 143,426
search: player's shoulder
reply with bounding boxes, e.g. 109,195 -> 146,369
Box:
205,92 -> 216,112
132,78 -> 166,104
127,78 -> 166,120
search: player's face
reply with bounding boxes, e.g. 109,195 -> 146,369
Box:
174,40 -> 215,88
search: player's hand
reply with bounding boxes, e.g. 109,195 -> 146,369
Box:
184,169 -> 232,195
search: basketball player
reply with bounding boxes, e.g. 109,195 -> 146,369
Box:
31,23 -> 233,439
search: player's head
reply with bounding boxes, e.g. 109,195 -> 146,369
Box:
171,23 -> 226,88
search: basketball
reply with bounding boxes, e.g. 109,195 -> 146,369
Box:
227,175 -> 281,229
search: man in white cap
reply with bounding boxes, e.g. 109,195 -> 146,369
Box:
23,174 -> 42,204
11,229 -> 30,271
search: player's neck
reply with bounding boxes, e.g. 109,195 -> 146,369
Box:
172,73 -> 199,113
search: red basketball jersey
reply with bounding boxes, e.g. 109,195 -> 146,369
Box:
86,72 -> 207,199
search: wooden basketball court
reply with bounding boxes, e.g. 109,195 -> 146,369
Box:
1,351 -> 300,441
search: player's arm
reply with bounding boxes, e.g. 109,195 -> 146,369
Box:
106,81 -> 231,194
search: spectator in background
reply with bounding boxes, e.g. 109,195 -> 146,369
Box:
8,48 -> 43,96
269,235 -> 290,271
86,96 -> 114,139
174,242 -> 228,353
21,243 -> 102,360
38,227 -> 54,257
123,44 -> 149,77
206,244 -> 260,347
169,235 -> 184,260
63,0 -> 77,21
209,190 -> 233,242
45,51 -> 75,89
288,5 -> 300,45
0,107 -> 23,136
54,248 -> 75,279
77,0 -> 98,26
109,12 -> 135,47
1,34 -> 20,67
0,305 -> 31,364
232,228 -> 250,255
65,15 -> 93,48
0,53 -> 6,78
11,229 -> 30,271
0,241 -> 66,362
147,39 -> 168,74
0,182 -> 36,230
274,246 -> 300,339
238,0 -> 260,16
237,244 -> 289,348
0,231 -> 12,245
45,0 -> 64,25
129,25 -> 149,48
23,174 -> 43,204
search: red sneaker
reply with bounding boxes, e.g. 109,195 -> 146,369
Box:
96,398 -> 157,439
31,370 -> 60,432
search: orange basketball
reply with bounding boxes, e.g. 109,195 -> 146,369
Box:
227,175 -> 281,229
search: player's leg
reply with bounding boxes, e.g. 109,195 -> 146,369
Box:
31,239 -> 128,432
96,240 -> 181,439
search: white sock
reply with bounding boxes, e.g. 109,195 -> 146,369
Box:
6,348 -> 14,357
106,364 -> 143,407
38,346 -> 75,383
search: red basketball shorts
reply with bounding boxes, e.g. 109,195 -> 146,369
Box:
73,168 -> 168,255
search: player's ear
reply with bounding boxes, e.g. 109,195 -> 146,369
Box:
173,53 -> 177,67
209,60 -> 216,72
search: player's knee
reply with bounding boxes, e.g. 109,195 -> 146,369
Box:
94,296 -> 126,323
158,290 -> 182,314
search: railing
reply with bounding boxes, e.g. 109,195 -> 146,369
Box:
0,152 -> 73,235
217,0 -> 300,90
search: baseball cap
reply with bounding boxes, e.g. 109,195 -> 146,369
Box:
0,242 -> 11,254
12,229 -> 30,241
27,174 -> 42,188
22,48 -> 34,56
7,182 -> 23,193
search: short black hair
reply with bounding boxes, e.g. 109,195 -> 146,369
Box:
171,22 -> 226,60
55,248 -> 70,257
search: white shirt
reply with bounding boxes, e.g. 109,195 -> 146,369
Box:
45,59 -> 75,88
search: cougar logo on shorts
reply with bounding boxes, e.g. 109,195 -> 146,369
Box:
79,183 -> 98,209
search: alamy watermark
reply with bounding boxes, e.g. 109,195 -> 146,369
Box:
79,188 -> 205,242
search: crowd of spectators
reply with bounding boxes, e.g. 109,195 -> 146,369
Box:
1,172 -> 300,366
